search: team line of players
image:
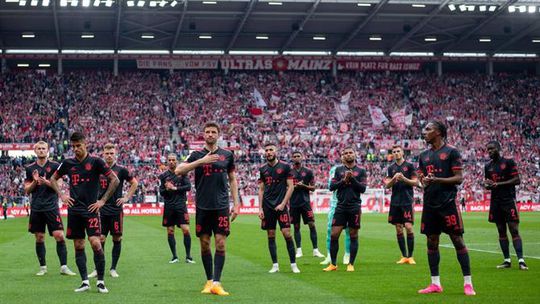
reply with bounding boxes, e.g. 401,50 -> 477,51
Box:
24,121 -> 528,296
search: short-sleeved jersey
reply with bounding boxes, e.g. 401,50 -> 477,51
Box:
290,166 -> 314,208
329,165 -> 367,211
54,155 -> 113,216
24,160 -> 60,212
99,164 -> 134,216
386,161 -> 416,206
259,161 -> 293,208
485,157 -> 519,206
417,145 -> 462,208
159,170 -> 191,211
186,148 -> 235,210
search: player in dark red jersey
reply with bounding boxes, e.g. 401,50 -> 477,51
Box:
259,143 -> 299,274
416,121 -> 475,296
88,143 -> 138,279
324,147 -> 367,272
175,122 -> 240,296
50,132 -> 120,294
290,151 -> 324,259
160,153 -> 193,264
484,141 -> 528,270
24,141 -> 76,277
383,144 -> 418,265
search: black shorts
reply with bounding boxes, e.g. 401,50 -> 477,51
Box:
290,204 -> 315,225
195,208 -> 230,237
332,207 -> 361,229
66,213 -> 101,240
261,205 -> 291,230
421,202 -> 464,236
162,208 -> 190,227
388,205 -> 414,225
28,209 -> 64,236
489,203 -> 519,224
101,213 -> 124,236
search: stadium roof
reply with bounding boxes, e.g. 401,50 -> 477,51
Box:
1,0 -> 540,55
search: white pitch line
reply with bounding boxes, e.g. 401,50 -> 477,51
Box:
440,244 -> 540,260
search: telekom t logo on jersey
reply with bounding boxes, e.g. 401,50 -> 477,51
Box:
203,164 -> 213,176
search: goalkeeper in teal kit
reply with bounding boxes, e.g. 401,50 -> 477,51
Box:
320,165 -> 351,265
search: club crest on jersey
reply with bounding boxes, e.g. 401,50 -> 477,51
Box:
402,166 -> 408,172
301,172 -> 306,177
45,166 -> 51,173
276,168 -> 283,174
219,154 -> 226,161
439,153 -> 448,160
85,163 -> 92,171
424,156 -> 430,162
500,163 -> 506,170
353,171 -> 359,176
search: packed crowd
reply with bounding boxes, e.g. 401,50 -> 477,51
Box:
1,70 -> 538,205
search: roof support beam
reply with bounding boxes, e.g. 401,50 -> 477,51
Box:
52,0 -> 61,50
225,0 -> 258,53
170,0 -> 189,51
492,20 -> 540,53
389,0 -> 451,53
333,0 -> 389,53
279,0 -> 321,53
114,0 -> 123,52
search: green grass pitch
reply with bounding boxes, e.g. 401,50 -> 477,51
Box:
1,213 -> 539,304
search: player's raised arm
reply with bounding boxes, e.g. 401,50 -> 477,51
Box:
175,151 -> 219,176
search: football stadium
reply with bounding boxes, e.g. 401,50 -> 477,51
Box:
0,0 -> 539,303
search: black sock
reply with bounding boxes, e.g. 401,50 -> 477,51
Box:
57,240 -> 67,266
93,248 -> 105,280
499,237 -> 510,259
349,237 -> 359,265
111,240 -> 121,270
268,237 -> 278,263
407,233 -> 414,258
427,249 -> 440,276
213,250 -> 225,282
456,247 -> 471,276
167,234 -> 177,259
309,226 -> 318,249
285,237 -> 296,264
330,238 -> 339,265
183,232 -> 192,259
101,242 -> 105,253
75,249 -> 88,280
512,236 -> 524,259
201,251 -> 213,280
36,242 -> 46,267
293,226 -> 301,249
397,233 -> 406,257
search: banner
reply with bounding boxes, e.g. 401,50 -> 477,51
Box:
137,59 -> 218,69
368,105 -> 389,128
337,60 -> 422,71
391,108 -> 407,130
0,143 -> 34,151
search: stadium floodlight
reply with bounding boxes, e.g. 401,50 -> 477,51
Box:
493,53 -> 537,58
119,50 -> 170,54
22,33 -> 36,38
479,5 -> 486,12
229,50 -> 279,55
93,0 -> 100,6
202,1 -> 217,4
71,0 -> 79,6
528,6 -> 536,13
173,50 -> 224,55
17,64 -> 30,67
137,0 -> 145,7
127,0 -> 134,6
313,36 -> 326,41
268,2 -> 282,5
7,49 -> 59,54
149,1 -> 157,7
508,5 -> 515,13
488,5 -> 497,12
170,0 -> 177,7
19,0 -> 27,6
369,35 -> 382,41
390,52 -> 434,56
479,37 -> 491,42
443,52 -> 486,57
357,3 -> 371,7
199,35 -> 213,39
82,0 -> 90,6
60,0 -> 67,6
518,5 -> 526,13
38,64 -> 51,67
336,51 -> 384,56
30,0 -> 38,6
42,0 -> 50,6
105,0 -> 113,7
81,34 -> 95,39
467,5 -> 475,12
448,4 -> 455,11
459,4 -> 466,11
533,39 -> 540,43
424,37 -> 437,42
283,51 -> 331,56
62,49 -> 114,54
159,0 -> 166,7
141,34 -> 155,39
256,35 -> 269,40
6,0 -> 20,2
411,4 -> 426,8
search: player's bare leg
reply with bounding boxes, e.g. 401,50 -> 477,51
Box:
282,228 -> 299,273
180,224 -> 194,263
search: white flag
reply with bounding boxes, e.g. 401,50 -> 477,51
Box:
253,88 -> 267,107
368,105 -> 389,127
341,91 -> 351,104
